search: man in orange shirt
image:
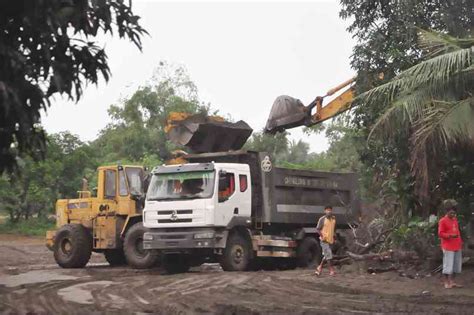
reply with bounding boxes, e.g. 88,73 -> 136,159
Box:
438,199 -> 463,289
315,205 -> 336,276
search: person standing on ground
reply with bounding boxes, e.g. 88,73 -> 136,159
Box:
438,199 -> 463,289
315,205 -> 336,276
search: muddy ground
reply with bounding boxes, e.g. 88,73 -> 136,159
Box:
1,234 -> 473,315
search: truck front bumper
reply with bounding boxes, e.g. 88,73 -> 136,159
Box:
143,228 -> 217,252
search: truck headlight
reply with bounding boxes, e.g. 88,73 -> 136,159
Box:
143,233 -> 154,241
194,232 -> 214,239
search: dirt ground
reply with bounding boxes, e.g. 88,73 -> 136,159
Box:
1,234 -> 474,315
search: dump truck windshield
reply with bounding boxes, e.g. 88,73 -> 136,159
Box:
147,170 -> 215,201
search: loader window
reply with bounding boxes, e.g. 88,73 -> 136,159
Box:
218,173 -> 235,202
105,170 -> 116,199
126,167 -> 144,195
119,170 -> 128,196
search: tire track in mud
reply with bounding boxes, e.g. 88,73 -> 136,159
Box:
2,267 -> 474,314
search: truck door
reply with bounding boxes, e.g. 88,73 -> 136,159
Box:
215,170 -> 240,226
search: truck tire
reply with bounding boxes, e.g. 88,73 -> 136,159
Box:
123,223 -> 159,269
162,254 -> 190,274
104,249 -> 126,266
220,232 -> 251,271
297,237 -> 322,267
53,224 -> 92,268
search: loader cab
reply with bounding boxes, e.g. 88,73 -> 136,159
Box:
96,165 -> 146,215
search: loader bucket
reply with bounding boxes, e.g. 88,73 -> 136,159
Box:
264,95 -> 309,133
167,113 -> 253,153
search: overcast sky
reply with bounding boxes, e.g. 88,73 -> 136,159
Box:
41,0 -> 356,153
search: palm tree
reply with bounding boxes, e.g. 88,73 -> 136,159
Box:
358,30 -> 474,196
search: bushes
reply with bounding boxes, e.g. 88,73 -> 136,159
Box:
391,218 -> 439,258
0,216 -> 55,236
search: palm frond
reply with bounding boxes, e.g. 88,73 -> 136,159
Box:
409,97 -> 474,195
358,48 -> 472,108
417,28 -> 474,57
369,72 -> 473,141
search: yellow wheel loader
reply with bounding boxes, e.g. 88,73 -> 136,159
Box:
46,165 -> 159,269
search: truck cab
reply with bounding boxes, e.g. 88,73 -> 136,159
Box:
143,162 -> 251,246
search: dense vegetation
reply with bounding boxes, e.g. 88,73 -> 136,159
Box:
339,0 -> 473,219
0,62 -> 359,225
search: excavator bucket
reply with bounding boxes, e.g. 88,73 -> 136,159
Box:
166,113 -> 253,153
264,95 -> 309,134
265,78 -> 356,133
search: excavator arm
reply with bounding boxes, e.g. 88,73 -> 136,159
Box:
265,77 -> 355,133
164,77 -> 355,153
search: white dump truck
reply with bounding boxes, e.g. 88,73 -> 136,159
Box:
142,150 -> 360,273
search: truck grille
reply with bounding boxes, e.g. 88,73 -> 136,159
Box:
157,210 -> 193,215
158,218 -> 193,224
145,208 -> 204,227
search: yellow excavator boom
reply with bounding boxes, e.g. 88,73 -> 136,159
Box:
265,77 -> 356,133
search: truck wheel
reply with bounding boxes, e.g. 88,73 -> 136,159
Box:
53,224 -> 92,268
297,237 -> 321,267
162,254 -> 190,274
220,232 -> 251,271
104,249 -> 126,266
123,223 -> 159,269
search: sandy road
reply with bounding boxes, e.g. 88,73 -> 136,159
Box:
1,234 -> 474,314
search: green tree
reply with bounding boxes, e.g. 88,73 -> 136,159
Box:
0,0 -> 147,173
243,131 -> 289,163
93,63 -> 213,163
339,0 -> 472,216
360,31 -> 473,197
0,131 -> 96,222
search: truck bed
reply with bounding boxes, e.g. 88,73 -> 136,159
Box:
186,150 -> 360,228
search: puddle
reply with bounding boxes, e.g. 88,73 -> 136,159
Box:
0,270 -> 79,287
57,280 -> 116,304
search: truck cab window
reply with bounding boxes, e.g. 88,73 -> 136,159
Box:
105,170 -> 116,199
218,173 -> 235,202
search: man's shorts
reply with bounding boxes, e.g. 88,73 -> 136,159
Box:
442,250 -> 462,274
320,241 -> 333,260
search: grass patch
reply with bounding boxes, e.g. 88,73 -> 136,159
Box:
0,217 -> 55,236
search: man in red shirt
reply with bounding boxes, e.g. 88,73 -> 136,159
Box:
438,199 -> 463,289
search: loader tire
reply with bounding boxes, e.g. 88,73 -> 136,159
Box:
54,224 -> 92,268
104,249 -> 127,266
162,254 -> 190,274
220,232 -> 251,271
297,237 -> 322,267
124,223 -> 159,269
